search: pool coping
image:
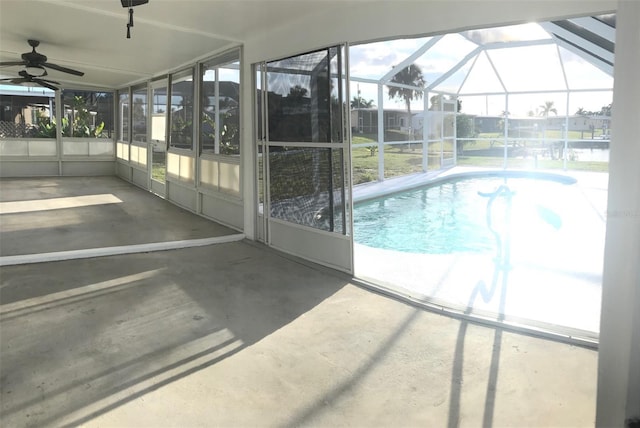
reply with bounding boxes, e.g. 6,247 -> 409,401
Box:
352,166 -> 579,203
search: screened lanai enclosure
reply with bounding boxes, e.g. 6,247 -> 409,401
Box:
349,17 -> 613,183
0,12 -> 616,343
344,16 -> 614,342
250,16 -> 614,342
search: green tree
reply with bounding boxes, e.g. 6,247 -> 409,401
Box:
456,114 -> 477,154
388,64 -> 425,116
388,64 -> 424,150
599,103 -> 612,116
350,96 -> 375,109
539,100 -> 559,159
64,95 -> 106,138
539,100 -> 558,117
576,107 -> 589,138
287,85 -> 308,100
202,109 -> 239,155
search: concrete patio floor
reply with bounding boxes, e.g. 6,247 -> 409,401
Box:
0,177 -> 597,427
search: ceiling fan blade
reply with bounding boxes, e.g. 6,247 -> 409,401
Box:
0,61 -> 28,67
34,80 -> 59,91
43,62 -> 84,76
0,78 -> 28,84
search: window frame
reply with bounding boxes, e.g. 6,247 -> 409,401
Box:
199,49 -> 241,157
168,67 -> 195,151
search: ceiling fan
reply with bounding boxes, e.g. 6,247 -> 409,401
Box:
0,70 -> 60,91
0,39 -> 85,78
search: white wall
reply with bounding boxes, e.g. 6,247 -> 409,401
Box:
243,0 -> 616,63
597,1 -> 640,426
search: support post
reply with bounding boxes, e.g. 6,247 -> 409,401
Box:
596,1 -> 640,426
564,91 -> 570,171
377,84 -> 384,181
503,95 -> 509,170
423,90 -> 429,172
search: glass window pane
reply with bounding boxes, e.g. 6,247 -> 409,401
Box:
330,46 -> 344,143
268,147 -> 345,233
560,47 -> 613,90
0,92 -> 56,138
256,64 -> 264,142
201,53 -> 240,155
487,45 -> 567,92
201,64 -> 215,153
119,90 -> 129,142
219,63 -> 240,155
350,81 -> 379,185
132,86 -> 147,144
61,90 -> 114,138
169,69 -> 194,150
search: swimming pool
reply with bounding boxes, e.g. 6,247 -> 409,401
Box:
353,174 -> 579,254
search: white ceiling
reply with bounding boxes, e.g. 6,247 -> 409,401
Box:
0,0 -> 334,89
0,0 -> 618,92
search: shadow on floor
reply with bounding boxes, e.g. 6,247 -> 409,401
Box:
0,242 -> 348,427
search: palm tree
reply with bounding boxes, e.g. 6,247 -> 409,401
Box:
388,64 -> 425,149
599,103 -> 612,116
539,100 -> 558,117
539,101 -> 558,158
350,96 -> 374,109
388,64 -> 425,116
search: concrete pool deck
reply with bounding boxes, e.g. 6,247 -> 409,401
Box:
353,167 -> 608,342
0,176 -> 598,426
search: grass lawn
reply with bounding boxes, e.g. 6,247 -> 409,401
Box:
460,130 -> 607,151
152,164 -> 166,182
351,134 -> 608,184
352,144 -> 454,184
457,156 -> 609,172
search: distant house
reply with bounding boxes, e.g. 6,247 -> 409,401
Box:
351,108 -> 413,135
546,114 -> 611,135
473,114 -> 611,137
348,108 -> 612,141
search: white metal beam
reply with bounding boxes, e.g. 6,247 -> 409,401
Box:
540,22 -> 614,70
482,38 -> 556,50
484,50 -> 507,93
570,16 -> 616,43
379,36 -> 443,83
556,44 -> 570,91
455,52 -> 480,95
427,46 -> 482,91
549,35 -> 613,76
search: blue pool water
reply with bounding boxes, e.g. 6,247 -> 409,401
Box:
353,175 -> 576,254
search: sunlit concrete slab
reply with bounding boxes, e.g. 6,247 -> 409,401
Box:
0,194 -> 123,215
0,241 -> 597,427
0,177 -> 237,257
